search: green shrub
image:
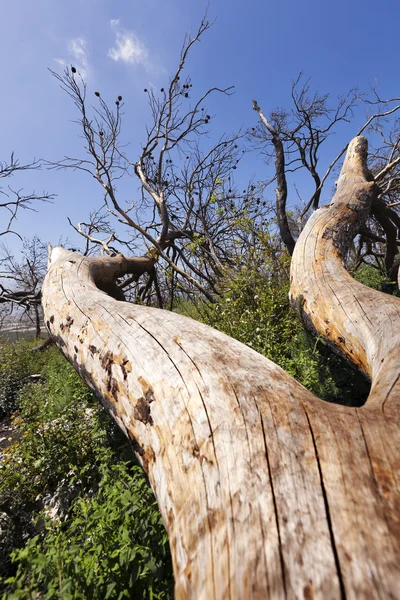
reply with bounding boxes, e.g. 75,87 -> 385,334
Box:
185,257 -> 369,405
351,263 -> 386,290
0,340 -> 49,418
5,463 -> 172,600
0,342 -> 172,599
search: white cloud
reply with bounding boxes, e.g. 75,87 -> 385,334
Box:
68,38 -> 89,76
69,38 -> 87,63
108,20 -> 148,67
55,37 -> 89,79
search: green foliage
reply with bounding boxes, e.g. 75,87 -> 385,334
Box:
204,266 -> 296,369
6,463 -> 172,600
0,340 -> 49,418
351,263 -> 386,290
0,342 -> 172,599
188,251 -> 369,405
186,233 -> 207,255
172,298 -> 204,321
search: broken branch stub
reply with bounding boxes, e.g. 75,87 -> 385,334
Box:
42,137 -> 400,598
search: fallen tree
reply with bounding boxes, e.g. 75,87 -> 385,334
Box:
42,137 -> 400,598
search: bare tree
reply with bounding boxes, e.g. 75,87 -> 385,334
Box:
251,75 -> 359,253
0,156 -> 53,331
0,237 -> 47,337
356,104 -> 400,282
49,18 -> 274,306
252,76 -> 400,267
0,154 -> 54,239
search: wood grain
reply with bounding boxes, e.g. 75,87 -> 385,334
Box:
42,137 -> 400,599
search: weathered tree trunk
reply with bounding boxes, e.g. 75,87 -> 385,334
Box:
42,137 -> 399,599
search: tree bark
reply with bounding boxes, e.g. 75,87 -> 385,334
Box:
252,100 -> 296,256
42,137 -> 399,599
33,303 -> 41,338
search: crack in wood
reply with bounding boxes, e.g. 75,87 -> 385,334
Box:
302,405 -> 346,600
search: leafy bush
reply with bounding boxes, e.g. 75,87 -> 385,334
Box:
189,255 -> 369,405
0,342 -> 172,599
5,463 -> 172,600
0,340 -> 49,418
351,263 -> 387,291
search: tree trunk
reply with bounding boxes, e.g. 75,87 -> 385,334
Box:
42,137 -> 400,599
33,303 -> 41,338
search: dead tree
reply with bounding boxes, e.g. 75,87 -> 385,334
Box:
49,18 -> 272,306
42,136 -> 400,599
251,77 -> 359,254
0,237 -> 47,336
252,78 -> 400,270
0,154 -> 53,240
0,156 -> 53,330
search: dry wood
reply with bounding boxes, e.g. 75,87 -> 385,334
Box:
290,137 -> 400,409
42,137 -> 400,599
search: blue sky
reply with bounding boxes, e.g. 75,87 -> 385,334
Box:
1,0 -> 399,253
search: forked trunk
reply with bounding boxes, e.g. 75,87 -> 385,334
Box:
42,137 -> 400,599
